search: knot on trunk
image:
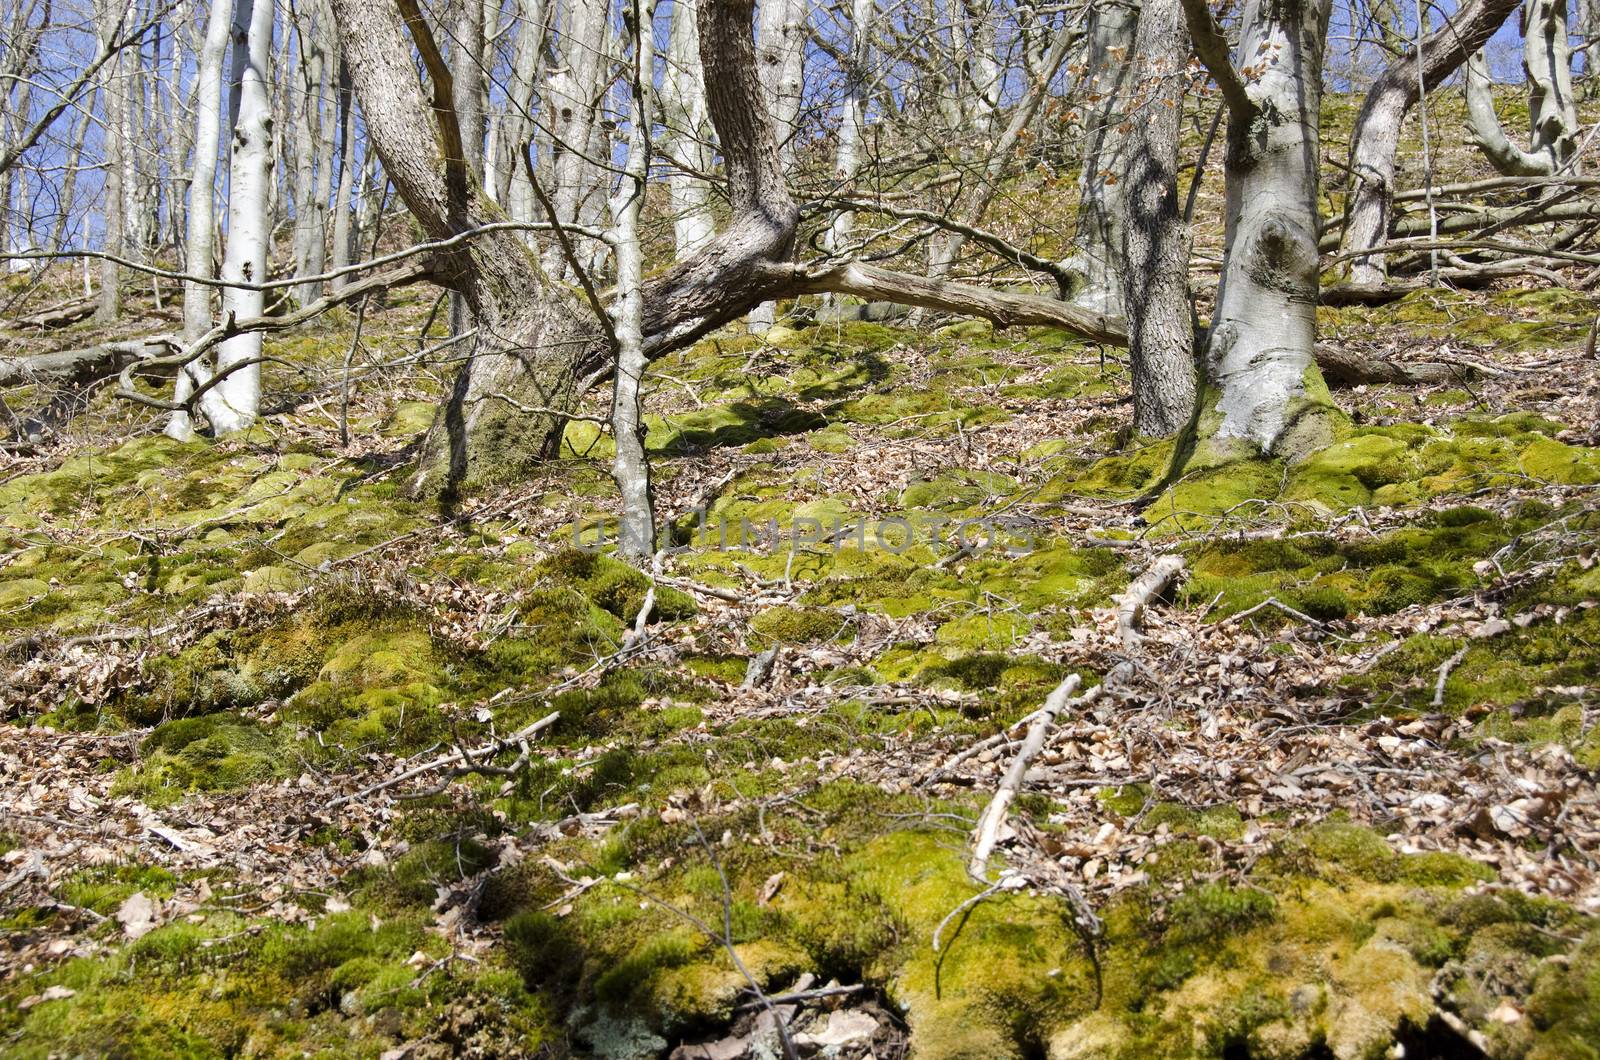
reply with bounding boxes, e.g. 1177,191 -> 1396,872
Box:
1243,212 -> 1318,297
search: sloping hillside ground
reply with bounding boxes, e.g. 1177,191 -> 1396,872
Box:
3,280 -> 1600,1059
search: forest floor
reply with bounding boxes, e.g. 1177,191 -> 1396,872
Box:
2,278 -> 1599,1059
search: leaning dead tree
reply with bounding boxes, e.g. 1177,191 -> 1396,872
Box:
327,0 -> 1121,503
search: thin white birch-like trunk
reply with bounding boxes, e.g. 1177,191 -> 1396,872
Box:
824,0 -> 873,264
748,0 -> 805,332
660,0 -> 715,257
1062,0 -> 1136,317
168,0 -> 233,440
201,0 -> 274,434
611,0 -> 656,561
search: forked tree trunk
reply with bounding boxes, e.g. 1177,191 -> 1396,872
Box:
1342,0 -> 1519,286
168,0 -> 233,440
202,0 -> 274,434
1182,0 -> 1337,456
1466,0 -> 1581,176
1117,0 -> 1193,437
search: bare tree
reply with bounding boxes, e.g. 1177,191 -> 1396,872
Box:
747,0 -> 806,331
1341,0 -> 1519,287
327,0 -> 1117,496
1061,0 -> 1135,316
168,0 -> 234,440
1466,0 -> 1581,176
202,0 -> 275,433
94,0 -> 129,324
610,0 -> 655,559
660,0 -> 716,257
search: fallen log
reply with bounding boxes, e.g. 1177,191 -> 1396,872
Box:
1314,345 -> 1507,387
0,339 -> 176,389
2,295 -> 96,330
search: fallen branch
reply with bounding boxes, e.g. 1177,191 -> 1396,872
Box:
1432,645 -> 1470,707
324,711 -> 559,809
1116,555 -> 1186,648
967,673 -> 1082,879
1226,596 -> 1328,628
0,339 -> 176,389
1314,344 -> 1507,386
1,295 -> 96,330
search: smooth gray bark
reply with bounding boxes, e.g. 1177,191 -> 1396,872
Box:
823,0 -> 874,264
1465,0 -> 1580,176
1342,0 -> 1519,285
748,0 -> 806,331
169,0 -> 234,440
661,0 -> 716,257
540,0 -> 611,280
95,0 -> 127,325
1062,0 -> 1136,317
610,0 -> 656,560
203,0 -> 275,433
1182,0 -> 1336,454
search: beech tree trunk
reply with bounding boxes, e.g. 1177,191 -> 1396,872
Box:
502,0 -> 547,237
1182,0 -> 1337,456
95,0 -> 127,325
1342,0 -> 1519,286
169,0 -> 234,440
329,0 -> 1119,498
661,0 -> 716,257
1062,0 -> 1135,317
202,0 -> 274,434
747,0 -> 805,332
290,6 -> 328,306
1466,0 -> 1580,176
1118,0 -> 1194,438
540,0 -> 611,280
610,0 -> 655,560
328,60 -> 357,291
823,0 -> 873,265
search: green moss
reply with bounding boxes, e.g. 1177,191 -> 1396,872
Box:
749,605 -> 850,643
114,714 -> 287,804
